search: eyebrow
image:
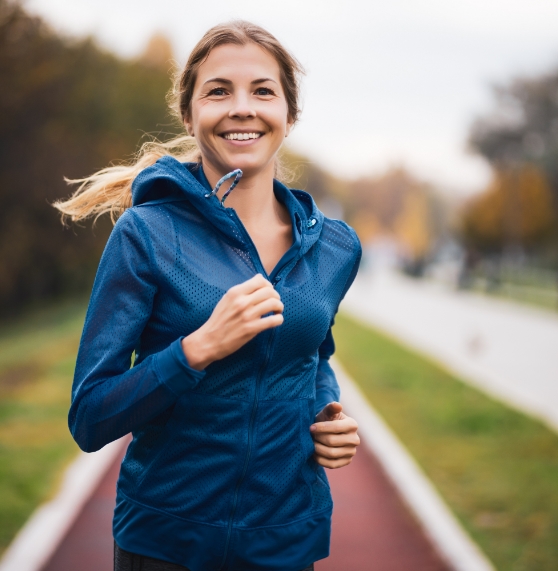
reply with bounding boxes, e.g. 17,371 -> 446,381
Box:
203,77 -> 278,86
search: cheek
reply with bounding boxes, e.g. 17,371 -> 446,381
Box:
190,103 -> 220,138
262,104 -> 290,136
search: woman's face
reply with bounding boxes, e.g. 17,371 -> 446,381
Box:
186,42 -> 292,180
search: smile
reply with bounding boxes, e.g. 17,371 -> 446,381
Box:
222,132 -> 263,140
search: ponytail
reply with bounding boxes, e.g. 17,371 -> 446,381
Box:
53,136 -> 200,224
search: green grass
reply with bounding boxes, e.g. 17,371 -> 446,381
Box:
0,301 -> 86,554
333,312 -> 558,571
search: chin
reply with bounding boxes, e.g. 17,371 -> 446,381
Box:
223,154 -> 274,177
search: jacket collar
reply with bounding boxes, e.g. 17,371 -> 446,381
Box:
131,156 -> 324,256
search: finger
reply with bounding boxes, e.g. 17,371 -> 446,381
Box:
315,401 -> 343,422
314,454 -> 354,469
250,298 -> 284,319
225,284 -> 278,317
254,312 -> 284,332
232,274 -> 273,295
310,417 -> 358,434
324,402 -> 343,420
245,286 -> 281,307
314,442 -> 357,460
312,432 -> 361,447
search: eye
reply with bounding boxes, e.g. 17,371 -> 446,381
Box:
255,87 -> 275,96
208,87 -> 227,96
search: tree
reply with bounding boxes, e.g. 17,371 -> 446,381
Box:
469,69 -> 558,206
461,164 -> 556,253
0,0 -> 174,317
346,167 -> 438,260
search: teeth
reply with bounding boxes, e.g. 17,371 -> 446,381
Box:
224,132 -> 261,140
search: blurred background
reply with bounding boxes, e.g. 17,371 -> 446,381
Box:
2,0 -> 558,316
1,0 -> 558,569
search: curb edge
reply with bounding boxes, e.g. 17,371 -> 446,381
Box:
332,357 -> 496,571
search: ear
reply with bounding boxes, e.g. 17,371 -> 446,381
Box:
184,119 -> 194,137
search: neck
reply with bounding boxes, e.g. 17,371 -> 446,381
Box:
202,161 -> 287,228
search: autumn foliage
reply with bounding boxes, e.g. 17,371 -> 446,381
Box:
461,165 -> 557,252
0,0 -> 174,316
349,168 -> 432,261
466,67 -> 558,261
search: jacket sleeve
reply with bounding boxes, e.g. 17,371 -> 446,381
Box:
314,326 -> 340,417
314,228 -> 362,418
69,210 -> 205,452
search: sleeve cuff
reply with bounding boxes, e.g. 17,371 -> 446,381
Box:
155,337 -> 206,396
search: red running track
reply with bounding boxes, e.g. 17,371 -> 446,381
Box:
41,440 -> 449,571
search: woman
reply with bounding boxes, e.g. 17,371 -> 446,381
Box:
56,20 -> 361,571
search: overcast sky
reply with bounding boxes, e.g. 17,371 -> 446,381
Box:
23,0 -> 558,195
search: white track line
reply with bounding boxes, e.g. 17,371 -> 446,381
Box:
332,357 -> 495,571
0,437 -> 127,571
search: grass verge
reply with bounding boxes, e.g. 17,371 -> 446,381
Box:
0,301 -> 86,554
334,312 -> 558,571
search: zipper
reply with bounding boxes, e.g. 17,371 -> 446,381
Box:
219,327 -> 276,570
218,209 -> 282,569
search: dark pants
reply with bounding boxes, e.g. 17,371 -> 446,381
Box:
114,543 -> 314,571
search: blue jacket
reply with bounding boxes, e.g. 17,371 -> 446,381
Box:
69,157 -> 361,571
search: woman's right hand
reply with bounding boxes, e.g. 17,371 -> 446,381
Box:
181,274 -> 284,370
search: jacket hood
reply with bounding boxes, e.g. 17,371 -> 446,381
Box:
131,155 -> 324,255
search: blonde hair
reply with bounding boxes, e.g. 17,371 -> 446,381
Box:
54,21 -> 304,224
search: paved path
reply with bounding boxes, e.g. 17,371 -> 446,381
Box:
317,443 -> 448,571
41,450 -> 120,571
39,440 -> 449,571
343,269 -> 558,431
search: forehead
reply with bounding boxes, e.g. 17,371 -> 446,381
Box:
196,43 -> 282,84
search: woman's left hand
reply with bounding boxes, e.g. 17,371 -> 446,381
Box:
310,402 -> 360,469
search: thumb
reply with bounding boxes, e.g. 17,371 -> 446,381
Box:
316,401 -> 343,422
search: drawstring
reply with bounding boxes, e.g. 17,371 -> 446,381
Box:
204,170 -> 318,230
204,169 -> 243,206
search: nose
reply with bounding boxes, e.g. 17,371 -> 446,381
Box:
228,90 -> 256,119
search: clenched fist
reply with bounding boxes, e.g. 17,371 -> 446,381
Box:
310,402 -> 360,469
182,274 -> 283,370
